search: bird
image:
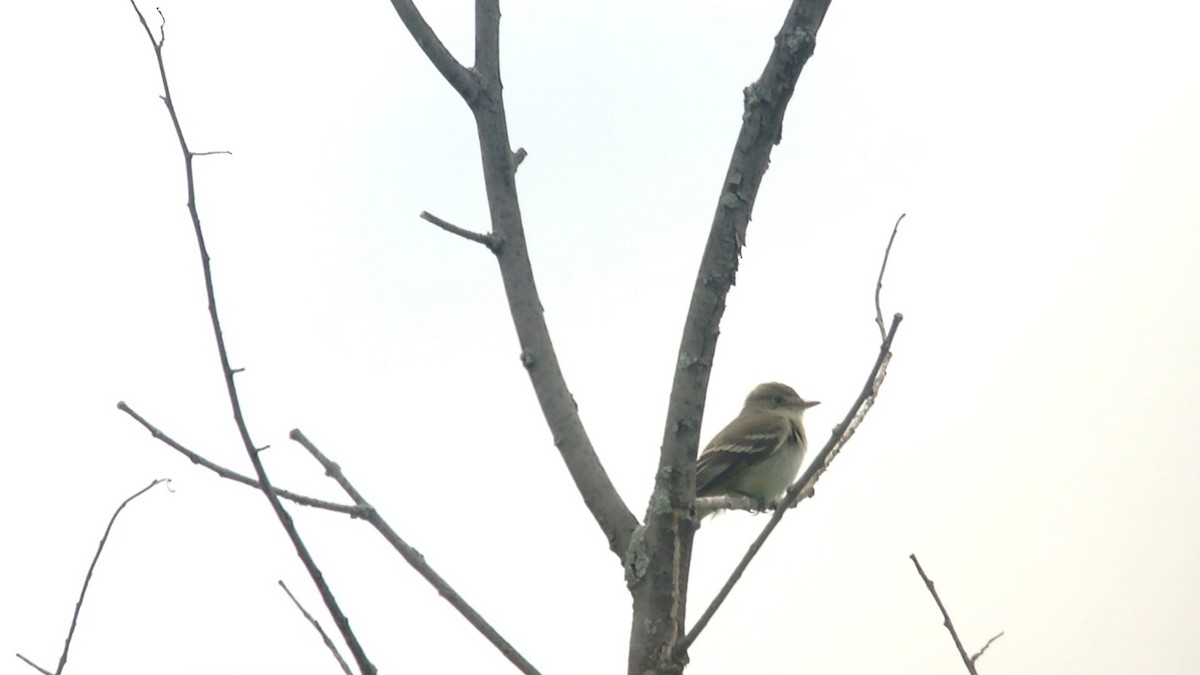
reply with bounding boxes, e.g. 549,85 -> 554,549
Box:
696,382 -> 819,510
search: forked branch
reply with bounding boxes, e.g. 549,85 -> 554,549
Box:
390,0 -> 639,559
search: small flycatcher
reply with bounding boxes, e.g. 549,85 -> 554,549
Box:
696,382 -> 819,508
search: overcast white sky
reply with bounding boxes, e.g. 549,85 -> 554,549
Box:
3,1 -> 1199,674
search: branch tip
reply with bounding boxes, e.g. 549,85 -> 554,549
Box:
418,211 -> 498,252
44,479 -> 168,675
119,402 -> 360,513
14,653 -> 52,675
875,213 -> 905,341
971,631 -> 1005,664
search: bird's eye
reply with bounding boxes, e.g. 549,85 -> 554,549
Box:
772,394 -> 784,405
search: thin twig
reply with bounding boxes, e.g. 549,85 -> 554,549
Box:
14,654 -> 52,675
875,213 -> 905,341
128,3 -> 375,673
911,554 -> 987,675
680,314 -> 902,655
419,211 -> 499,251
117,402 -> 361,515
15,479 -> 167,675
972,631 -> 1005,665
289,430 -> 543,675
288,431 -> 370,506
279,580 -> 353,675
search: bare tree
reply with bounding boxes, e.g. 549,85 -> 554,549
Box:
18,2 -> 918,674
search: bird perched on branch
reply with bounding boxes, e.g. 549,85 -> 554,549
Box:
696,382 -> 819,509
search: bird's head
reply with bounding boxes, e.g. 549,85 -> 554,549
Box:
744,382 -> 820,416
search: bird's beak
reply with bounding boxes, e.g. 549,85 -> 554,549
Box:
802,400 -> 820,409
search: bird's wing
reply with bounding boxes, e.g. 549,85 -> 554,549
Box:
696,412 -> 792,497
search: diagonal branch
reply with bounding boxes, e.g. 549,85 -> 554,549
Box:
118,402 -> 362,515
279,580 -> 354,675
15,479 -> 168,675
384,0 -> 479,102
971,631 -> 1005,665
911,554 -> 1003,675
680,314 -> 902,654
128,3 -> 374,673
289,430 -> 543,675
59,478 -> 170,675
420,211 -> 499,251
911,554 -> 976,674
14,654 -> 51,675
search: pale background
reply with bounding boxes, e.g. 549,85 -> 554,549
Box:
3,1 -> 1198,674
